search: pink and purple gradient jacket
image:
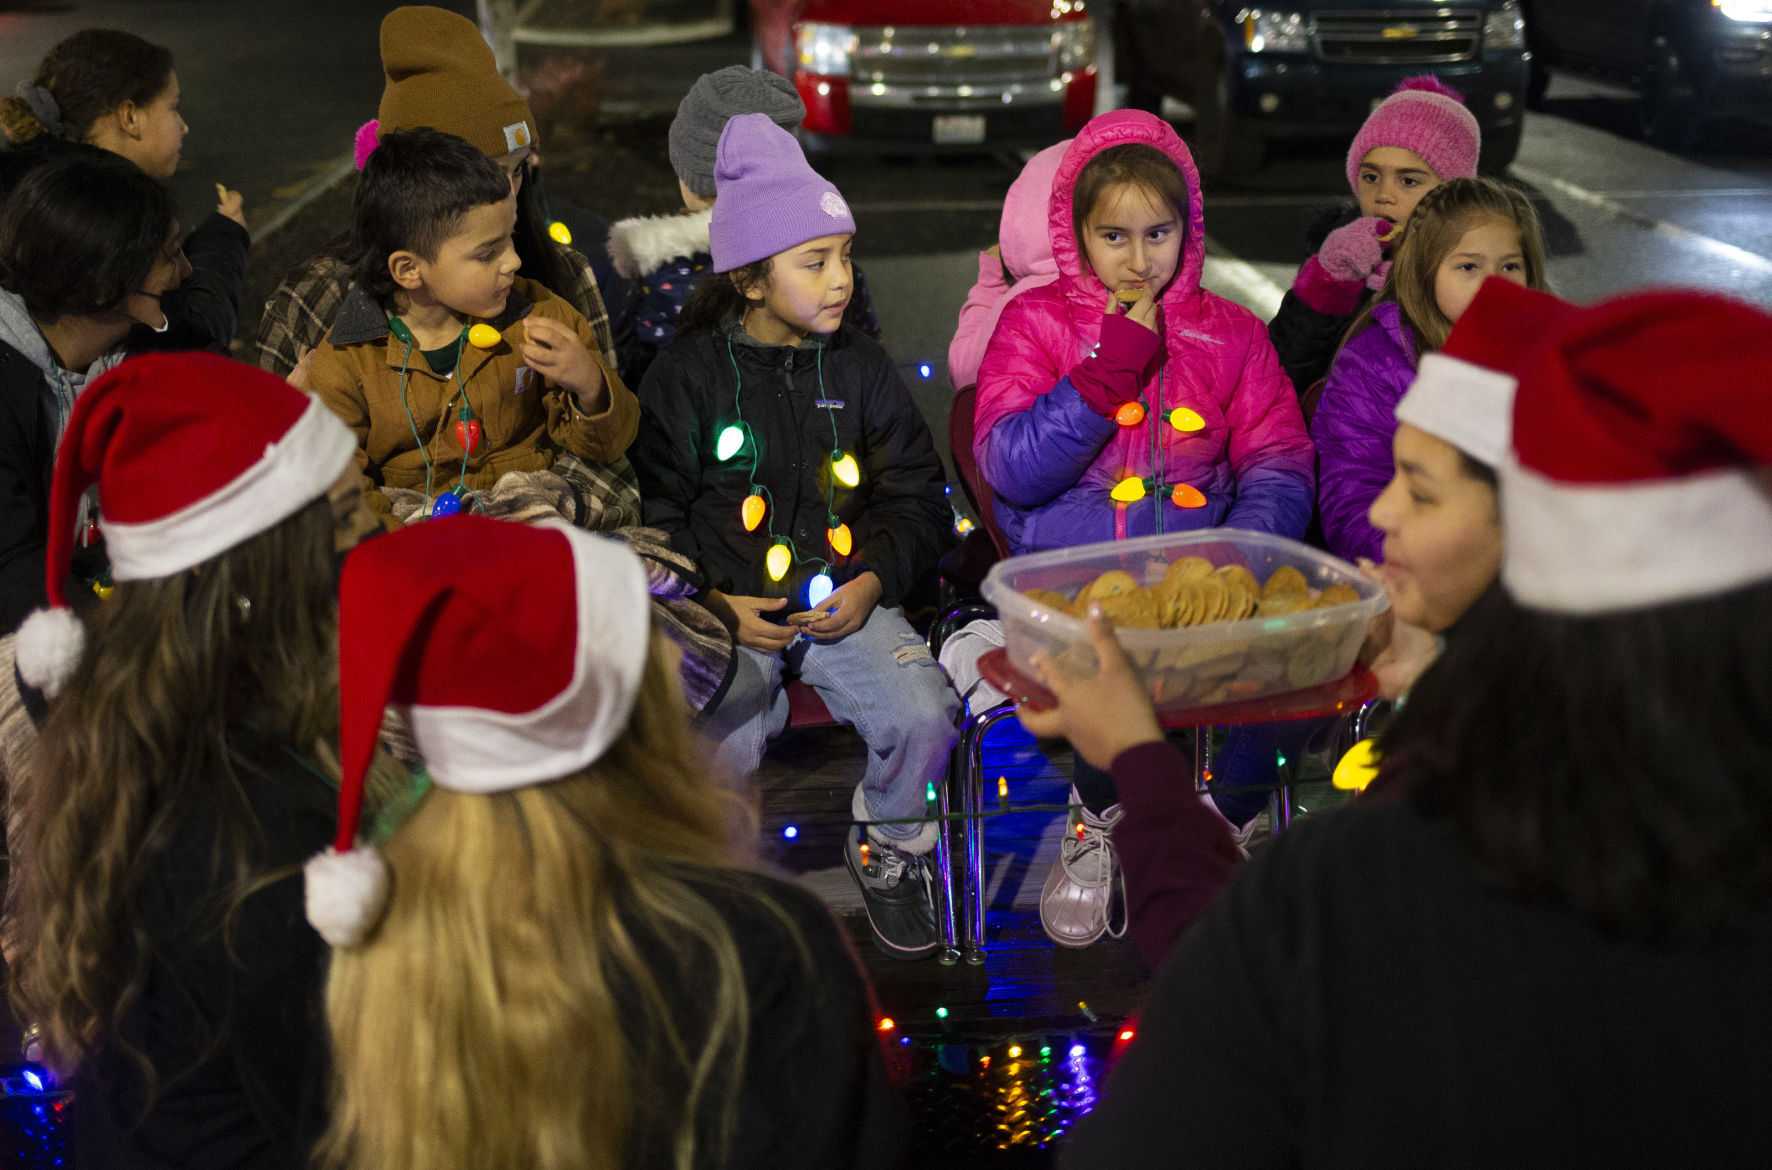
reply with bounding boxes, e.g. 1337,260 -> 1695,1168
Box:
973,111 -> 1315,553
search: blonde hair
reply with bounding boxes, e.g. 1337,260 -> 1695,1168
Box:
1361,176 -> 1548,354
320,633 -> 791,1170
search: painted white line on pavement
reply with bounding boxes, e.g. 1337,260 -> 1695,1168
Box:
850,200 -> 1016,213
249,154 -> 356,246
1512,164 -> 1772,278
1202,235 -> 1288,321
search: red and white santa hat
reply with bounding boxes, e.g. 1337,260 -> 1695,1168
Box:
1395,277 -> 1579,467
303,515 -> 651,947
1500,288 -> 1772,614
15,352 -> 356,698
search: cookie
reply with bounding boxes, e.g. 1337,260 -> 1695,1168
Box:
1212,565 -> 1259,621
1261,564 -> 1309,599
1115,287 -> 1143,304
1022,588 -> 1074,613
1077,569 -> 1140,608
1317,583 -> 1360,607
1093,587 -> 1162,629
1257,594 -> 1310,618
1164,556 -> 1213,585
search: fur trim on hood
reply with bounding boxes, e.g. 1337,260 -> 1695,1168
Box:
607,209 -> 713,280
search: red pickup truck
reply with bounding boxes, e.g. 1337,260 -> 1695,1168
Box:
749,0 -> 1099,149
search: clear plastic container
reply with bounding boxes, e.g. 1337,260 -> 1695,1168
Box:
980,528 -> 1389,710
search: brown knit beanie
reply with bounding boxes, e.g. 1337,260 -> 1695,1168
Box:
377,6 -> 537,159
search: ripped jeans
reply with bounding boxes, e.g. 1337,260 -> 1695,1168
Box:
702,606 -> 961,846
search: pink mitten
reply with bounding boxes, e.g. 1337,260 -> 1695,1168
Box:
1317,216 -> 1391,283
1367,259 -> 1392,292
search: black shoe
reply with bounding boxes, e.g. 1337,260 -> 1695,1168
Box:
844,834 -> 940,961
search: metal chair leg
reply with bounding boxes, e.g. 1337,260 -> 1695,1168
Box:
960,701 -> 1017,965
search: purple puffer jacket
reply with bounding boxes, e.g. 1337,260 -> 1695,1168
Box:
1311,300 -> 1418,564
972,111 -> 1314,554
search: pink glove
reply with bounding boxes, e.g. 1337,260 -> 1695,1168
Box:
1367,259 -> 1393,292
1318,216 -> 1391,283
1069,311 -> 1161,419
1291,217 -> 1392,316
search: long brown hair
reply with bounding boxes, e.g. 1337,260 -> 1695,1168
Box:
7,496 -> 342,1087
320,633 -> 799,1170
1346,177 -> 1548,356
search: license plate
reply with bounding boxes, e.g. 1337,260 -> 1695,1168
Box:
933,114 -> 986,144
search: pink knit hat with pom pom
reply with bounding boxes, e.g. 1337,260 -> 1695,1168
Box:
1346,75 -> 1480,192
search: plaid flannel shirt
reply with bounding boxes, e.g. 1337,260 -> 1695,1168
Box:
252,242 -> 616,377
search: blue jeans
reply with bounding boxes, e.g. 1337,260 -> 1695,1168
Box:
702,606 -> 961,845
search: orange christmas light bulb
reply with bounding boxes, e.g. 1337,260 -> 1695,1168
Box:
1171,483 -> 1207,509
1114,401 -> 1145,427
828,523 -> 853,556
741,493 -> 766,531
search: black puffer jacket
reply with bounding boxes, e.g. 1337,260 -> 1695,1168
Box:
635,322 -> 952,612
1266,202 -> 1373,399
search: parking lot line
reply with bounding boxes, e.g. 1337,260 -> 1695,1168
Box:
1511,164 -> 1772,277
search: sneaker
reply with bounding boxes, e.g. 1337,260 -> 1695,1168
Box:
844,834 -> 941,961
1201,792 -> 1260,858
1039,792 -> 1127,948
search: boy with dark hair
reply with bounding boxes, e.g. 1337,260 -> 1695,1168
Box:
306,128 -> 637,527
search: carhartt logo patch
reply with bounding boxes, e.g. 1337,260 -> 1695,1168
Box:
820,191 -> 849,219
504,121 -> 533,152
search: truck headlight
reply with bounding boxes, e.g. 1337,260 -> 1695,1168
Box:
1053,18 -> 1096,71
796,22 -> 856,76
1483,0 -> 1527,49
1715,0 -> 1772,22
1238,10 -> 1310,54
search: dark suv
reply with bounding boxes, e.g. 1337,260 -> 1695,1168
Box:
1523,0 -> 1772,150
1115,0 -> 1532,179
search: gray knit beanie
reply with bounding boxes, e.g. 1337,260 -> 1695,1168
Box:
668,66 -> 805,197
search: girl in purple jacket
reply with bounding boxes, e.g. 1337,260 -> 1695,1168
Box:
969,110 -> 1314,950
1312,178 -> 1548,565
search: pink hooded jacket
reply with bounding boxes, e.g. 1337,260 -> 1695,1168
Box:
946,140 -> 1068,392
973,111 -> 1315,553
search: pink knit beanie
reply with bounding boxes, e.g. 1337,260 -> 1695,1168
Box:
709,113 -> 856,273
1345,75 -> 1480,193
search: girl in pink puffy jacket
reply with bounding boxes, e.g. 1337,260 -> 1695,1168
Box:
974,110 -> 1314,556
968,110 -> 1314,950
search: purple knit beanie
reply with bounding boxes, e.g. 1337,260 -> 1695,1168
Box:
1345,75 -> 1481,193
709,113 -> 856,273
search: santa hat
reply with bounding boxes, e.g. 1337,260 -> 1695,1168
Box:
303,516 -> 651,947
14,353 -> 356,698
1500,289 -> 1772,614
1395,278 -> 1578,467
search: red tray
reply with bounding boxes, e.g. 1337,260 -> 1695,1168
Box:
977,648 -> 1378,729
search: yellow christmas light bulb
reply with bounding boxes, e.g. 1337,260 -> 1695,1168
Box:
831,452 -> 861,487
766,542 -> 791,581
1114,401 -> 1145,427
828,523 -> 853,556
467,323 -> 502,349
741,494 -> 766,532
547,220 -> 573,246
1169,407 -> 1205,432
1109,476 -> 1146,503
1332,738 -> 1383,792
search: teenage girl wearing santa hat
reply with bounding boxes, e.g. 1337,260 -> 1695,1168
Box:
7,352 -> 383,1168
307,517 -> 903,1170
1062,288 -> 1772,1166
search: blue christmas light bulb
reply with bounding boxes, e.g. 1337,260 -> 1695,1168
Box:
807,572 -> 834,608
429,491 -> 463,518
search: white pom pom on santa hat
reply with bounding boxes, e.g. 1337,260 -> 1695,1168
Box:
304,845 -> 391,947
14,606 -> 85,699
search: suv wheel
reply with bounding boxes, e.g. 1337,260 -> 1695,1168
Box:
1191,71 -> 1265,183
1642,34 -> 1705,152
1479,119 -> 1524,173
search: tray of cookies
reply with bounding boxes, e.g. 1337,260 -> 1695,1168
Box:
980,528 -> 1388,710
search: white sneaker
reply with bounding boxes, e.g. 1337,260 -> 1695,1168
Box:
1200,792 -> 1260,858
1039,788 -> 1127,948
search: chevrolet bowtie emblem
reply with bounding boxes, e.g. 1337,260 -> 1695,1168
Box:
941,43 -> 978,58
1381,25 -> 1420,38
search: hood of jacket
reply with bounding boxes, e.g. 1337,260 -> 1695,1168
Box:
0,287 -> 53,378
608,209 -> 713,281
1048,109 -> 1207,323
1001,140 -> 1067,287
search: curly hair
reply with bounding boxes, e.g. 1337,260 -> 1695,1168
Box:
0,29 -> 173,144
7,497 -> 342,1090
